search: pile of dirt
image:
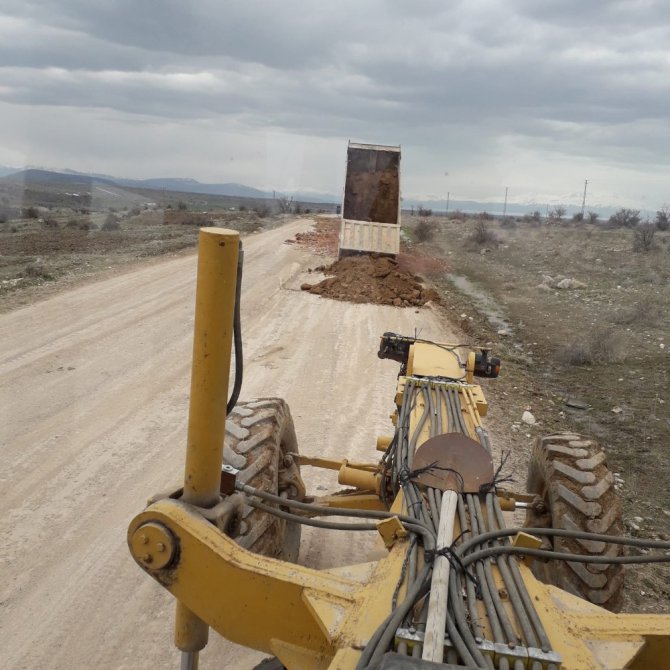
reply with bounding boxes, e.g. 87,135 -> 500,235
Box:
301,255 -> 440,307
288,219 -> 339,256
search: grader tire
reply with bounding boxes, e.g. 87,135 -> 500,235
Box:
224,398 -> 303,562
524,432 -> 625,612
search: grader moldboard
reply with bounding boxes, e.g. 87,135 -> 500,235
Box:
128,228 -> 670,670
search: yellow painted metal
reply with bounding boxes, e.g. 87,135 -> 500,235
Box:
182,227 -> 239,508
296,455 -> 378,472
375,516 -> 408,548
376,435 -> 392,452
128,498 -> 411,667
411,341 -> 464,378
338,463 -> 381,493
466,350 -> 476,383
512,531 -> 543,550
177,227 -> 239,655
520,562 -> 670,669
313,493 -> 386,511
129,521 -> 176,570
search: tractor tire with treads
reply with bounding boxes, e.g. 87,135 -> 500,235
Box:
224,398 -> 304,562
524,432 -> 625,612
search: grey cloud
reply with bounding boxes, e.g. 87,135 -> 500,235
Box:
0,1 -> 668,205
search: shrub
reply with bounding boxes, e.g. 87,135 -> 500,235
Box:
632,223 -> 657,252
414,219 -> 434,242
418,206 -> 433,217
24,263 -> 54,280
468,220 -> 499,247
500,218 -> 517,229
609,208 -> 640,228
254,204 -> 270,218
587,211 -> 599,224
42,217 -> 59,228
655,205 -> 669,231
478,211 -> 493,220
102,213 -> 120,231
558,326 -> 627,366
572,211 -> 584,222
450,210 -> 466,221
238,205 -> 247,212
177,201 -> 188,211
23,206 -> 39,219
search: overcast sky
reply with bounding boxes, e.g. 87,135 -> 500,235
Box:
1,0 -> 669,209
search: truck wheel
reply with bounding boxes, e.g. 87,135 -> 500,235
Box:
224,398 -> 305,562
524,433 -> 625,611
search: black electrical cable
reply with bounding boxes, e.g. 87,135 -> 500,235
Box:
462,544 -> 670,567
238,483 -> 437,547
226,242 -> 244,414
249,500 -> 377,531
456,526 -> 670,556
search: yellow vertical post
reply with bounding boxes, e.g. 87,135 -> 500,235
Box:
175,227 -> 240,660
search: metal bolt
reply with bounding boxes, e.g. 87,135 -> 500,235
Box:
157,542 -> 166,552
143,553 -> 153,564
140,534 -> 148,544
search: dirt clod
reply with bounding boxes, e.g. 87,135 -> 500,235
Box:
301,255 -> 439,307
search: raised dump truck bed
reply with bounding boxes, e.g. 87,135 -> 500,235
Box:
339,141 -> 401,257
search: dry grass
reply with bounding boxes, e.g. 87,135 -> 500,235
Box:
557,326 -> 628,366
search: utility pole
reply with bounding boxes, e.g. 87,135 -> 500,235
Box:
581,179 -> 588,217
444,171 -> 449,217
502,187 -> 508,218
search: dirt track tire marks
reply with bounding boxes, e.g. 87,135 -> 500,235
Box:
225,398 -> 302,561
525,432 -> 625,611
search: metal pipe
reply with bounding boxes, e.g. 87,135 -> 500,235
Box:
175,228 -> 240,657
182,227 -> 240,507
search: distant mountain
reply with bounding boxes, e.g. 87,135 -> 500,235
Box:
2,167 -> 338,203
115,177 -> 270,199
4,168 -> 117,187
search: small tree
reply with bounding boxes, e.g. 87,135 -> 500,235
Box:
177,200 -> 188,211
276,196 -> 293,213
572,211 -> 584,222
414,219 -> 433,242
655,205 -> 669,231
550,205 -> 566,221
609,208 -> 640,228
587,211 -> 599,224
632,223 -> 657,252
417,206 -> 433,217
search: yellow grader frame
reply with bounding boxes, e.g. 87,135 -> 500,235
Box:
128,228 -> 670,669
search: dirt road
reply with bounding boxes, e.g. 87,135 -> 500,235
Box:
0,219 -> 456,669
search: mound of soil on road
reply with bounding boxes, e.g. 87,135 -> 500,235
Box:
301,255 -> 440,307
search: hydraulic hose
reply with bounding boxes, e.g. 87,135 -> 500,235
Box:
226,242 -> 244,414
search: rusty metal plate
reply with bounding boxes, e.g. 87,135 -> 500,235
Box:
412,433 -> 494,493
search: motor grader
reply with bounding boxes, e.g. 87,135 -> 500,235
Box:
128,228 -> 670,669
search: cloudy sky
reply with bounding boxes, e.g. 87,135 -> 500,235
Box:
0,0 -> 669,209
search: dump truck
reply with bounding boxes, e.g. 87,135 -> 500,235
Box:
128,228 -> 670,669
338,141 -> 401,258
